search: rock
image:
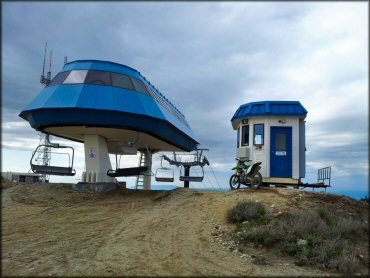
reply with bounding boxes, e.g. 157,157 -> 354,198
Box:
297,239 -> 308,246
242,221 -> 249,225
270,204 -> 276,208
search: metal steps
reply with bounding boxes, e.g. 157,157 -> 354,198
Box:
135,152 -> 146,189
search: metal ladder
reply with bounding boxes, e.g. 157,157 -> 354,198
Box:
135,152 -> 146,189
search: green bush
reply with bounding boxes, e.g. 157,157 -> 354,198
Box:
227,200 -> 266,223
234,206 -> 368,273
282,241 -> 299,255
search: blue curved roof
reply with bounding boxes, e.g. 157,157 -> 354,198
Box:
19,60 -> 199,151
63,60 -> 142,78
231,101 -> 307,121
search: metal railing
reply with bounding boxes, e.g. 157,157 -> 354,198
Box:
143,80 -> 190,127
318,166 -> 331,186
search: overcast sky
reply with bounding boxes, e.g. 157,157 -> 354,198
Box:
2,2 -> 368,193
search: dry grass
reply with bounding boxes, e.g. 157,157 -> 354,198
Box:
230,203 -> 368,273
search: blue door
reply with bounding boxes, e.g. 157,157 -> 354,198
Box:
270,127 -> 292,178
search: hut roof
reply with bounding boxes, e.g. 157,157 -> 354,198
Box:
231,101 -> 307,122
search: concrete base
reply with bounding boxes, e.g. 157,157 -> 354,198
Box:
83,134 -> 115,183
72,182 -> 125,193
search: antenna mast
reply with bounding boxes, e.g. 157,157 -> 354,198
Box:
40,42 -> 52,86
37,42 -> 53,182
47,50 -> 52,83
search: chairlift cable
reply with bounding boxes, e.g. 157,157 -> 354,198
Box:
204,168 -> 215,190
209,163 -> 221,189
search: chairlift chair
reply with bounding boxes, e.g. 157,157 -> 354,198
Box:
107,152 -> 149,177
155,156 -> 174,182
30,144 -> 76,176
107,167 -> 149,177
179,165 -> 204,182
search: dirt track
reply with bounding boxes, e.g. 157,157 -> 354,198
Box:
2,183 -> 368,276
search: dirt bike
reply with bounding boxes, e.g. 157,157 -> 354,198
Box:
229,159 -> 262,190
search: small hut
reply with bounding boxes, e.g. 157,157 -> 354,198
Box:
231,101 -> 307,186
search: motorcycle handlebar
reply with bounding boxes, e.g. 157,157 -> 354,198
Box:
235,158 -> 252,162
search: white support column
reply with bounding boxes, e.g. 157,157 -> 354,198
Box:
143,150 -> 152,190
83,134 -> 115,183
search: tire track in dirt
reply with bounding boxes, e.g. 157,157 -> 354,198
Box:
3,184 -> 365,276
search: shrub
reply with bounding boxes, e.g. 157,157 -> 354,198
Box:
297,239 -> 360,273
282,241 -> 299,255
232,205 -> 368,273
246,224 -> 275,245
227,200 -> 266,223
252,254 -> 268,265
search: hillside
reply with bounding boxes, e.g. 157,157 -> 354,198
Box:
2,182 -> 368,276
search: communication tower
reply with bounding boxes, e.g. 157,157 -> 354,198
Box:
37,42 -> 53,182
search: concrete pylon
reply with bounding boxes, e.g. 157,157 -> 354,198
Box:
83,134 -> 115,183
143,150 -> 152,190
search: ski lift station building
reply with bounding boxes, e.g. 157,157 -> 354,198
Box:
231,101 -> 307,186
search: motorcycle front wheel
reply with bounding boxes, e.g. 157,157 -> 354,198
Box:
229,174 -> 241,190
250,172 -> 263,189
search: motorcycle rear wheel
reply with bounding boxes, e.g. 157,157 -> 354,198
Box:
229,174 -> 241,190
250,172 -> 262,189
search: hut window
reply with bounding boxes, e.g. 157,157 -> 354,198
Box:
276,133 -> 287,151
47,71 -> 70,87
254,124 -> 264,145
242,125 -> 249,146
131,77 -> 150,95
85,70 -> 111,85
63,70 -> 88,84
237,127 -> 240,148
112,73 -> 134,90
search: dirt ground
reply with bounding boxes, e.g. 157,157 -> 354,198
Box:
2,182 -> 369,276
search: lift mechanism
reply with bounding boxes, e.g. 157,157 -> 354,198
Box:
161,149 -> 210,187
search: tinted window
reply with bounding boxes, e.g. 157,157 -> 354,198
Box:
112,73 -> 134,90
48,71 -> 70,87
237,127 -> 240,148
63,70 -> 88,84
242,125 -> 249,146
254,124 -> 264,145
131,77 -> 149,94
85,70 -> 111,85
276,133 -> 287,151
